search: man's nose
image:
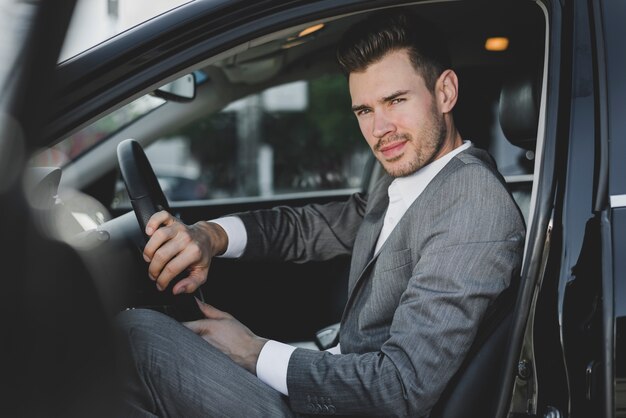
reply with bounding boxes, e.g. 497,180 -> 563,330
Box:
372,110 -> 395,139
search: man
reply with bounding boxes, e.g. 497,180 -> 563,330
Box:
117,11 -> 525,417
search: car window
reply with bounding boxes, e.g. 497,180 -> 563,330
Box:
32,95 -> 165,167
112,74 -> 368,207
60,0 -> 190,62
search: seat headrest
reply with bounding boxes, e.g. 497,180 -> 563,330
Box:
498,70 -> 541,151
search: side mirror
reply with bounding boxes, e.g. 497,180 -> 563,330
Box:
153,73 -> 196,102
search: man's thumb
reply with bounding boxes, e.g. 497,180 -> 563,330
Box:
195,297 -> 227,319
183,319 -> 203,334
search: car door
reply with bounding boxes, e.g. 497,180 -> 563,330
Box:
598,0 -> 626,416
1,2 -> 119,417
507,0 -> 626,416
554,0 -> 625,415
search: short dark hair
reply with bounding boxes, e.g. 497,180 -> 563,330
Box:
336,11 -> 450,92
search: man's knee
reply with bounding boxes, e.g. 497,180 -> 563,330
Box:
115,309 -> 180,365
116,308 -> 175,334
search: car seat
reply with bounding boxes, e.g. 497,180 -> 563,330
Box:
430,67 -> 541,418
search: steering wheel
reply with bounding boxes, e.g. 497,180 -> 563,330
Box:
117,139 -> 170,237
117,138 -> 204,321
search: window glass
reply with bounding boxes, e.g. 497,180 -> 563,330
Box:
112,74 -> 368,207
61,0 -> 190,62
32,95 -> 165,167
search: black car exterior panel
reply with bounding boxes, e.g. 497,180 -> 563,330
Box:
603,0 -> 626,198
555,0 -> 606,415
612,209 -> 626,417
602,0 -> 626,416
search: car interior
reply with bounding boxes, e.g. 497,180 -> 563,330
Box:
24,0 -> 548,416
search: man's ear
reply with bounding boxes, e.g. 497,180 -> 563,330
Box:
436,69 -> 459,114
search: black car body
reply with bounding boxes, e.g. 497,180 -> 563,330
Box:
0,0 -> 624,417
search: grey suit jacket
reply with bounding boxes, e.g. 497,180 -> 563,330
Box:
238,146 -> 525,417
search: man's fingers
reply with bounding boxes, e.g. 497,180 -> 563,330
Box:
144,230 -> 185,279
143,216 -> 178,262
161,246 -> 208,293
196,299 -> 229,319
145,210 -> 174,236
142,215 -> 211,293
146,210 -> 176,236
172,275 -> 203,295
153,246 -> 196,291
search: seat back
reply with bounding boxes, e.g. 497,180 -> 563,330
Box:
430,68 -> 540,418
498,68 -> 542,151
430,288 -> 515,418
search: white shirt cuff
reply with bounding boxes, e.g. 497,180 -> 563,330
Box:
209,216 -> 247,258
256,340 -> 296,396
325,343 -> 341,354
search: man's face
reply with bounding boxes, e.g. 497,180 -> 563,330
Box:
349,49 -> 447,177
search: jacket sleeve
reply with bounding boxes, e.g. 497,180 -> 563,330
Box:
235,192 -> 368,263
284,162 -> 525,417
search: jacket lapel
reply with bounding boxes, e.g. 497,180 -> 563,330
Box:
343,147 -> 485,307
346,176 -> 389,297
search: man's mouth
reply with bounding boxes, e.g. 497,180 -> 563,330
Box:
378,140 -> 407,159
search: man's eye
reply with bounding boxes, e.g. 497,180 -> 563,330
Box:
391,98 -> 404,105
357,109 -> 371,116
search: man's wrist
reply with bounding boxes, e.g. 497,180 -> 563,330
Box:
197,221 -> 229,257
256,340 -> 296,396
207,216 -> 247,258
250,337 -> 269,375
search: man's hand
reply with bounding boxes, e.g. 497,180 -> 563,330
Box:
143,211 -> 228,295
184,299 -> 268,374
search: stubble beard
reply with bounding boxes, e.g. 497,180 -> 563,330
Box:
378,108 -> 447,178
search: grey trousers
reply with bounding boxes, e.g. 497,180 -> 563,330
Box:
115,308 -> 298,418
